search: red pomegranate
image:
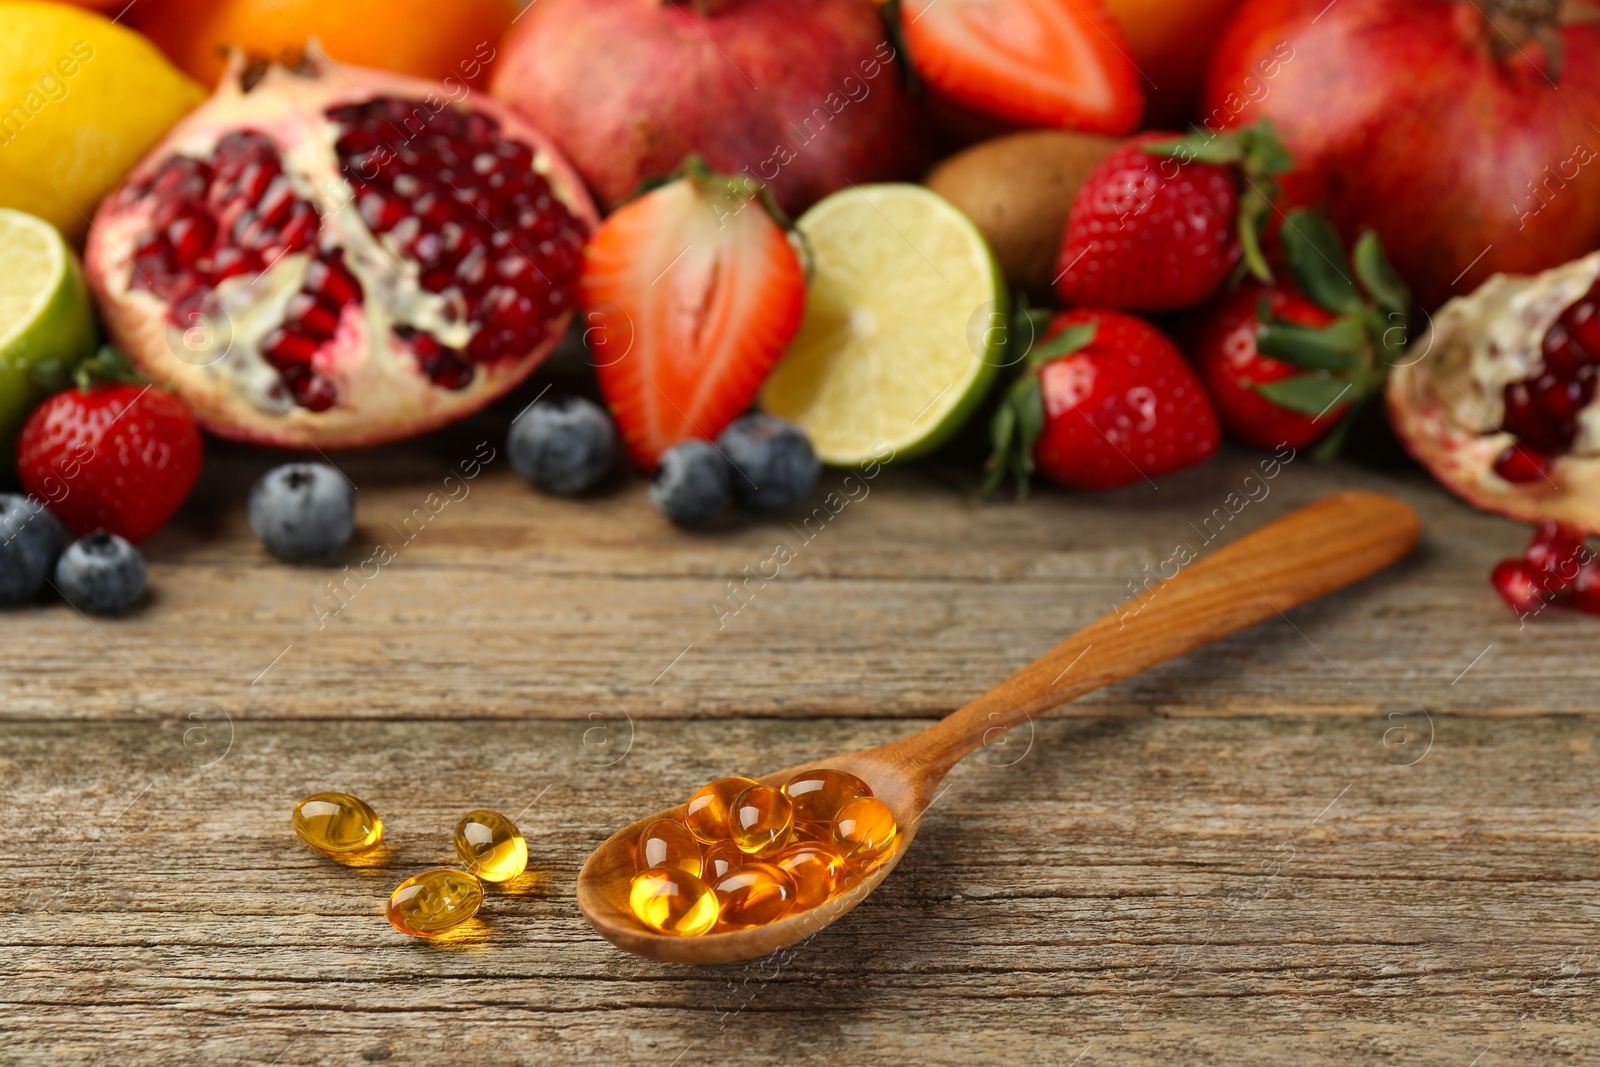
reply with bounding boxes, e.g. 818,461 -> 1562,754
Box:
488,0 -> 928,214
1388,250 -> 1600,532
1203,0 -> 1600,310
86,53 -> 597,450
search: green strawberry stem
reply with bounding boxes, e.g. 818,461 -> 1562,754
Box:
981,312 -> 1097,500
1143,119 -> 1294,286
72,346 -> 146,394
1252,208 -> 1414,458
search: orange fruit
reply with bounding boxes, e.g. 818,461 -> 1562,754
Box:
1102,0 -> 1244,126
129,0 -> 517,88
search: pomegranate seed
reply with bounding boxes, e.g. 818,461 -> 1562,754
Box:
166,215 -> 215,268
359,190 -> 406,233
1543,324 -> 1584,376
282,367 -> 338,412
149,155 -> 212,201
1536,373 -> 1585,422
494,140 -> 533,170
423,350 -> 474,390
257,176 -> 297,227
286,293 -> 342,339
1491,557 -> 1548,615
455,246 -> 489,287
262,327 -> 321,365
208,246 -> 258,281
1566,300 -> 1600,356
304,253 -> 363,307
279,204 -> 320,253
465,113 -> 499,142
420,266 -> 454,293
1492,443 -> 1551,484
1573,559 -> 1600,614
1525,521 -> 1589,588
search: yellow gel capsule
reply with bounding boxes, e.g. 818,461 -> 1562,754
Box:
630,867 -> 719,936
386,868 -> 484,937
292,792 -> 384,859
730,784 -> 794,857
637,818 -> 702,877
712,861 -> 796,930
684,776 -> 758,844
831,797 -> 898,868
774,841 -> 846,910
453,809 -> 528,883
702,839 -> 746,882
783,769 -> 872,824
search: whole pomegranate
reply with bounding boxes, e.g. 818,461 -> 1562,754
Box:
1388,251 -> 1600,532
1204,0 -> 1600,309
489,0 -> 927,214
86,54 -> 597,450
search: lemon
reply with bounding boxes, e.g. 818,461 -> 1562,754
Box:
760,184 -> 1007,467
0,208 -> 97,471
0,1 -> 205,242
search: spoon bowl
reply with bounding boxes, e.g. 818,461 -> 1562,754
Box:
578,491 -> 1421,964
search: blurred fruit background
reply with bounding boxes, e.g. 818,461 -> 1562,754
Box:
1,0 -> 1598,619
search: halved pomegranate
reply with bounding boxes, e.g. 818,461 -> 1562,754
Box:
1388,251 -> 1600,533
86,53 -> 597,450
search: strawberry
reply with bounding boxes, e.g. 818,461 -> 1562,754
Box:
1186,208 -> 1413,456
1055,122 -> 1291,311
984,309 -> 1220,494
16,348 -> 203,543
1189,283 -> 1341,451
580,161 -> 806,470
897,0 -> 1144,135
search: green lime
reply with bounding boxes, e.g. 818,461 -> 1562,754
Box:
0,208 -> 97,474
760,184 -> 1007,467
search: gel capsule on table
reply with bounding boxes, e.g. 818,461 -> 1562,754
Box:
386,868 -> 484,937
292,792 -> 384,859
453,809 -> 528,883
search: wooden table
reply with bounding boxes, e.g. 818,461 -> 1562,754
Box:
3,384 -> 1596,1065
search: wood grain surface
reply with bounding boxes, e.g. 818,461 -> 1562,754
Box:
2,390 -> 1597,1065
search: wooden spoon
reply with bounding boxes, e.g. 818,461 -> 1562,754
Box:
577,491 -> 1420,963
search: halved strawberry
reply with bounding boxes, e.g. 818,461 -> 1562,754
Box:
581,164 -> 807,470
898,0 -> 1145,135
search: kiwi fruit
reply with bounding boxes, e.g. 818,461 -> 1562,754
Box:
926,129 -> 1120,301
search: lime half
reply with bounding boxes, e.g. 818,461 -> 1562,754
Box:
0,209 -> 96,472
760,184 -> 1007,467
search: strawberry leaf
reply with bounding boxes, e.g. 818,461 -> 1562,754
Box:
1026,321 -> 1096,370
1256,315 -> 1359,371
1144,121 -> 1292,286
1352,230 -> 1410,314
983,318 -> 1097,499
1255,374 -> 1354,418
1281,208 -> 1363,314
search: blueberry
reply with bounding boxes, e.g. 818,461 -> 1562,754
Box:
248,463 -> 355,562
0,494 -> 63,606
650,440 -> 731,527
55,532 -> 146,615
508,396 -> 617,496
718,414 -> 819,514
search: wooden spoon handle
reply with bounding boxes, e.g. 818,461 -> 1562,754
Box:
909,491 -> 1420,775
